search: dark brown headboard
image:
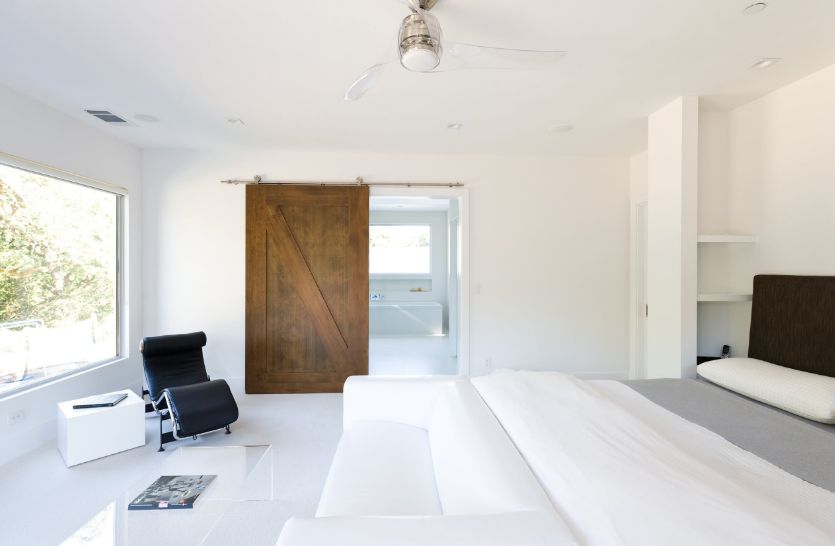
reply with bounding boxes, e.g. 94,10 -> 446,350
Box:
748,275 -> 835,377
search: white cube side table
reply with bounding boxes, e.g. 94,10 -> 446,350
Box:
58,389 -> 146,467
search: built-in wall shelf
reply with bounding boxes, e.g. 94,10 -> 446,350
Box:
697,293 -> 753,302
697,234 -> 758,244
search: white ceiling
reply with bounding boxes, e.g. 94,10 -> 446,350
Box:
1,1 -> 835,155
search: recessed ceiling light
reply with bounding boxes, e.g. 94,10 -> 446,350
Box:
134,114 -> 159,123
743,2 -> 768,15
446,123 -> 463,130
750,57 -> 781,69
548,124 -> 574,133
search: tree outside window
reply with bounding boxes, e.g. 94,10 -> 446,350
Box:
0,163 -> 118,395
369,225 -> 431,275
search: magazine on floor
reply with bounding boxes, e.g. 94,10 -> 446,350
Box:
128,475 -> 216,510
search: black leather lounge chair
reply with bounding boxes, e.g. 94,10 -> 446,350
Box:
140,331 -> 239,451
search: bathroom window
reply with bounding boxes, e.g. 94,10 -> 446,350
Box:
369,224 -> 431,275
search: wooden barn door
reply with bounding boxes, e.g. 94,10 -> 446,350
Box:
245,185 -> 369,393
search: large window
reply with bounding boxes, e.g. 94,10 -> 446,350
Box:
0,161 -> 121,396
369,224 -> 431,275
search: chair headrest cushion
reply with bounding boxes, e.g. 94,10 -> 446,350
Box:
141,331 -> 207,357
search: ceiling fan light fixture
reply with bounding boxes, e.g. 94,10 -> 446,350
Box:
343,4 -> 567,100
399,12 -> 441,72
401,45 -> 440,72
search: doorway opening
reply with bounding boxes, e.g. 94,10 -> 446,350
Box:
368,189 -> 469,376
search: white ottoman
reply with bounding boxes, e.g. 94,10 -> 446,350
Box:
58,389 -> 145,466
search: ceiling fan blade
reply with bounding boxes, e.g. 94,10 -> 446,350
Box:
344,63 -> 390,101
437,42 -> 566,71
344,24 -> 402,102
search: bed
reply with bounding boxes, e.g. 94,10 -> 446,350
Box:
278,275 -> 835,545
624,275 -> 835,490
629,272 -> 835,490
474,274 -> 835,545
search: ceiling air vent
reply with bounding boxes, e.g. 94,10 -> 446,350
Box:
85,109 -> 128,123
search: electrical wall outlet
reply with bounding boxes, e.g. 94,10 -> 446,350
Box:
484,357 -> 493,372
7,409 -> 26,426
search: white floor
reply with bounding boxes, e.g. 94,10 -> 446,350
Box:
0,340 -> 456,546
369,335 -> 458,375
0,381 -> 342,546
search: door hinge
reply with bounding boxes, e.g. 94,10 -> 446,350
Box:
645,304 -> 648,317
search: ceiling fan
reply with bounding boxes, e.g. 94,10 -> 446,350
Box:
344,0 -> 566,101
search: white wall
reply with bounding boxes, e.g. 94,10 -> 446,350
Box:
630,151 -> 648,203
142,149 -> 630,379
646,97 -> 699,379
0,84 -> 142,466
698,62 -> 835,357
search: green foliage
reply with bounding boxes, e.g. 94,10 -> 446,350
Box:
0,169 -> 116,327
370,225 -> 430,248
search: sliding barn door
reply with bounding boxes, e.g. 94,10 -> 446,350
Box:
245,185 -> 369,393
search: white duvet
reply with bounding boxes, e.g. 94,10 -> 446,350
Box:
473,371 -> 835,546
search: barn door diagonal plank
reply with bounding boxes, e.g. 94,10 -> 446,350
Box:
263,205 -> 349,360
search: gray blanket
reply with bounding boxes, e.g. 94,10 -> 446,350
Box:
623,378 -> 835,493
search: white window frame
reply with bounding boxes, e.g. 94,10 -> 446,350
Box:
369,223 -> 433,279
0,152 -> 128,399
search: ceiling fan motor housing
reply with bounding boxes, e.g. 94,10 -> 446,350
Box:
399,13 -> 442,72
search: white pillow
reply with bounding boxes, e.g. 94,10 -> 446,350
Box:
697,358 -> 835,424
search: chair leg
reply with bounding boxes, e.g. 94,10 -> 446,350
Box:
142,389 -> 155,414
158,413 -> 176,452
158,416 -> 166,452
225,425 -> 231,435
